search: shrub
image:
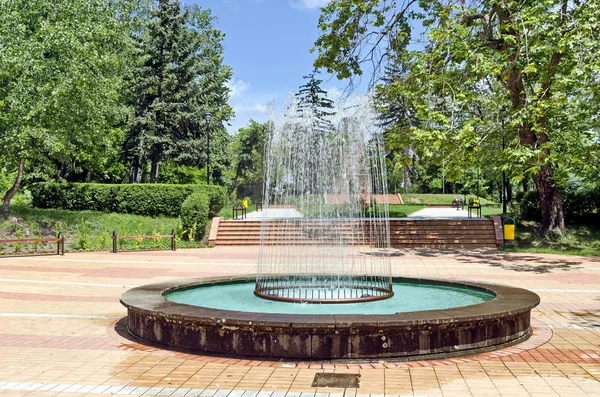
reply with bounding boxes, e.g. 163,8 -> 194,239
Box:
29,182 -> 226,218
562,187 -> 600,224
179,192 -> 209,241
513,191 -> 541,221
513,188 -> 600,225
206,186 -> 226,217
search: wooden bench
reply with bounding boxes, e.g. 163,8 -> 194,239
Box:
112,230 -> 176,253
452,198 -> 465,210
0,233 -> 65,255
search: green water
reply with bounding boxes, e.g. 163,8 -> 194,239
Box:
165,281 -> 494,315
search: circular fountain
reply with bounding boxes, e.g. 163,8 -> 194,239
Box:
121,95 -> 539,360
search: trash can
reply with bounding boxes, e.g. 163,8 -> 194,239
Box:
242,199 -> 248,209
503,217 -> 516,244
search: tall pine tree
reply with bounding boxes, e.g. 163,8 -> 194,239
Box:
125,0 -> 232,183
292,69 -> 336,195
375,58 -> 419,194
295,68 -> 335,135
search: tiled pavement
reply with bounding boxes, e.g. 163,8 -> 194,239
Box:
0,247 -> 599,396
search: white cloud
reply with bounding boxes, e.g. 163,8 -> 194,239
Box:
233,104 -> 267,114
291,0 -> 330,10
226,79 -> 251,98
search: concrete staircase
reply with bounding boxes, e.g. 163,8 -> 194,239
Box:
211,218 -> 499,249
388,219 -> 497,248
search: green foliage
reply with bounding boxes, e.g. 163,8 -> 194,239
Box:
14,228 -> 22,252
0,168 -> 16,198
503,222 -> 600,257
0,203 -> 208,254
313,0 -> 600,233
296,69 -> 335,128
562,186 -> 600,224
0,0 -> 140,198
77,217 -> 90,250
158,164 -> 207,185
230,120 -> 268,201
402,194 -> 493,205
179,192 -> 209,241
125,0 -> 233,183
29,183 -> 225,218
514,189 -> 600,225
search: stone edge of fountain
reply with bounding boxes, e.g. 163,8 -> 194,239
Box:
120,276 -> 540,360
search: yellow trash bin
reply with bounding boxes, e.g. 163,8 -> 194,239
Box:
242,200 -> 248,209
503,218 -> 516,243
503,224 -> 515,240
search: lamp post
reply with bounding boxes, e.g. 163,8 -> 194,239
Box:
501,107 -> 507,215
205,112 -> 212,185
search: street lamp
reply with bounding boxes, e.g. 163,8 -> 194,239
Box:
205,112 -> 212,185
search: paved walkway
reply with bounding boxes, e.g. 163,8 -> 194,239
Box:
246,207 -> 478,220
246,208 -> 304,219
0,247 -> 599,396
407,207 -> 473,219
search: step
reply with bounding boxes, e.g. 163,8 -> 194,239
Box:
214,218 -> 498,248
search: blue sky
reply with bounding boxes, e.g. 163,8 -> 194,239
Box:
183,0 -> 338,134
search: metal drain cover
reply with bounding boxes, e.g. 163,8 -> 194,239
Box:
312,373 -> 360,388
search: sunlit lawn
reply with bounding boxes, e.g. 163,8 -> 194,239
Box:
1,203 -> 207,254
503,221 -> 600,257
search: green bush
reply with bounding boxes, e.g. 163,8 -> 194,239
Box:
513,191 -> 541,221
207,186 -> 226,217
179,192 -> 209,241
513,188 -> 600,225
29,182 -> 226,218
563,187 -> 600,224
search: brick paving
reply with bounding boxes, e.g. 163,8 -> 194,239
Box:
0,247 -> 599,396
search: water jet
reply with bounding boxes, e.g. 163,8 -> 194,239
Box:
121,96 -> 539,360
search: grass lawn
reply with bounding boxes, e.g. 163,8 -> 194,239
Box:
387,204 -> 425,217
401,193 -> 496,205
217,203 -> 258,220
503,221 -> 600,257
1,203 -> 208,255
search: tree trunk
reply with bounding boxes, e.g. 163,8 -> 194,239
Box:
58,162 -> 67,181
532,164 -> 565,233
150,152 -> 159,184
129,156 -> 140,183
1,158 -> 25,216
403,165 -> 409,194
496,4 -> 566,234
516,121 -> 565,234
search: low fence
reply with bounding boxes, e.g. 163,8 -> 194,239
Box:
0,233 -> 65,255
112,230 -> 176,253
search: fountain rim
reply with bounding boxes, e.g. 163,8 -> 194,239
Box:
120,275 -> 540,326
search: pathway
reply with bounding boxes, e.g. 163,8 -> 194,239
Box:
407,207 -> 474,219
245,208 -> 304,219
0,247 -> 598,396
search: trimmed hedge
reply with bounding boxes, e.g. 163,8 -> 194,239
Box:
180,192 -> 210,241
29,182 -> 225,218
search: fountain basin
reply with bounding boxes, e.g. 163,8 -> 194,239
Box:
120,276 -> 539,360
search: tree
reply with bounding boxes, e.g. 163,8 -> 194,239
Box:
313,0 -> 600,234
375,57 -> 419,194
230,120 -> 268,201
295,68 -> 336,133
289,69 -> 338,194
0,0 -> 138,215
125,0 -> 233,183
